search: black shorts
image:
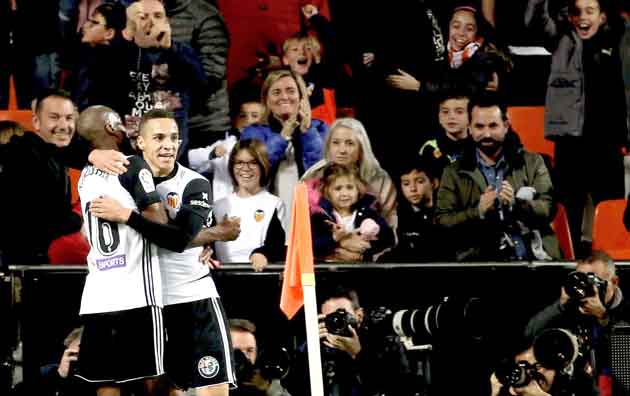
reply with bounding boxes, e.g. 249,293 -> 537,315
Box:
163,297 -> 236,390
76,305 -> 165,383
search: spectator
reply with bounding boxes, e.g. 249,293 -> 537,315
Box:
242,69 -> 327,211
524,251 -> 630,395
213,139 -> 287,270
69,2 -> 127,110
229,319 -> 291,396
302,117 -> 397,228
382,155 -> 443,262
525,0 -> 628,255
0,89 -> 82,264
310,164 -> 395,262
164,0 -> 231,148
356,0 -> 446,169
419,86 -> 472,175
282,4 -> 341,125
0,120 -> 24,145
37,327 -> 91,396
288,286 -> 414,396
188,100 -> 266,202
389,6 -> 513,97
82,0 -> 209,161
435,93 -> 561,261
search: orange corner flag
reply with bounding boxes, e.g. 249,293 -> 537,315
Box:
280,183 -> 315,319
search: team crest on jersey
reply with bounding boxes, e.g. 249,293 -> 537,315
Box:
198,355 -> 220,378
166,192 -> 180,209
254,209 -> 265,222
138,169 -> 155,193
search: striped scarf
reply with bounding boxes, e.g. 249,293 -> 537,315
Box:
448,38 -> 483,69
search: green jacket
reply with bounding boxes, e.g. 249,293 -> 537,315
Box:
435,132 -> 561,261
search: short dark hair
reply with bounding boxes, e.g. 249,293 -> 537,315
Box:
229,318 -> 257,335
468,92 -> 508,122
139,108 -> 176,136
320,286 -> 361,311
95,2 -> 126,32
228,139 -> 271,186
34,89 -> 74,114
437,83 -> 472,107
396,154 -> 439,183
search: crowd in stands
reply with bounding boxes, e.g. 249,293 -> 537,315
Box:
0,0 -> 629,268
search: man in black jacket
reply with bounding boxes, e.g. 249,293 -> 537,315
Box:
524,250 -> 630,395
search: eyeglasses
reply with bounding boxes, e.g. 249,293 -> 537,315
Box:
234,160 -> 259,170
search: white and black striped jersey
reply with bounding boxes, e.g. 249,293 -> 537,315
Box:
213,191 -> 287,263
154,163 -> 219,305
78,156 -> 163,314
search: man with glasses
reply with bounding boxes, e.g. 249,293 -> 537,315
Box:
91,109 -> 240,396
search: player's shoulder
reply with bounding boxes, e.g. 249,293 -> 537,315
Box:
177,163 -> 208,184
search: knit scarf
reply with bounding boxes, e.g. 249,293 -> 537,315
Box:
448,38 -> 483,69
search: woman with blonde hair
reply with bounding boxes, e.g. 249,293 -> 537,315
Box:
242,69 -> 328,210
302,117 -> 397,262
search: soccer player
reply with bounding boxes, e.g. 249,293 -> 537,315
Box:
75,105 -> 168,396
91,109 -> 239,396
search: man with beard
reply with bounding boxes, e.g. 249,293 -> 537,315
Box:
435,93 -> 561,261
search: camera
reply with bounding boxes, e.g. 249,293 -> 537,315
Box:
364,297 -> 486,346
233,347 -> 290,385
323,308 -> 358,337
496,328 -> 580,388
495,360 -> 539,388
564,271 -> 607,302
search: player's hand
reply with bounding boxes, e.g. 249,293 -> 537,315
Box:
362,52 -> 375,66
479,186 -> 498,216
499,180 -> 515,207
250,252 -> 268,272
489,373 -> 503,396
91,196 -> 132,223
198,245 -> 221,268
213,215 -> 241,241
89,149 -> 128,175
57,347 -> 79,379
322,326 -> 362,359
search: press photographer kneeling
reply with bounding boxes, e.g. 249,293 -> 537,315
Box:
524,251 -> 629,394
490,329 -> 593,396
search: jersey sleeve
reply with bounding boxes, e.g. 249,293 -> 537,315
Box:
173,178 -> 213,237
118,156 -> 161,210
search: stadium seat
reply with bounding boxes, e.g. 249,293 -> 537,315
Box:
592,199 -> 630,259
551,203 -> 574,260
508,106 -> 554,160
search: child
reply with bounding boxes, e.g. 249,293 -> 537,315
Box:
187,100 -> 265,201
420,87 -> 472,176
311,164 -> 395,262
525,0 -> 628,253
383,155 -> 443,262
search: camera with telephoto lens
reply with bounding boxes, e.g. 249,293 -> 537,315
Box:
233,347 -> 290,385
324,308 -> 358,337
564,271 -> 607,302
496,328 -> 580,388
363,297 -> 487,346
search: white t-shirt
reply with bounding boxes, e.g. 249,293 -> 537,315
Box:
78,156 -> 162,314
213,191 -> 287,263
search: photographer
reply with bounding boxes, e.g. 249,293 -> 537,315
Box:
229,319 -> 291,396
36,327 -> 90,396
524,251 -> 630,394
288,287 -> 414,396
